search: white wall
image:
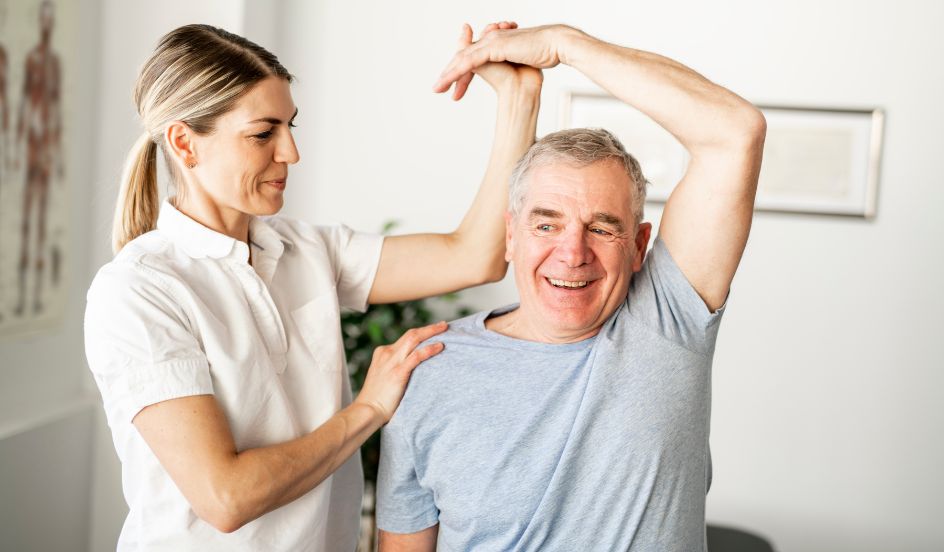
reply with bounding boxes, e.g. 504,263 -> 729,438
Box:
277,1 -> 944,551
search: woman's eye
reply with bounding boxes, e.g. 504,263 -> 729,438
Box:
254,130 -> 274,141
288,121 -> 297,129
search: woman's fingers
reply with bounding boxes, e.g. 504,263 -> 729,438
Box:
402,342 -> 446,374
437,20 -> 520,96
356,321 -> 448,422
395,321 -> 447,356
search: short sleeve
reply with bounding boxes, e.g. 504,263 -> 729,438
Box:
625,237 -> 726,355
84,261 -> 213,427
376,416 -> 439,534
317,224 -> 383,313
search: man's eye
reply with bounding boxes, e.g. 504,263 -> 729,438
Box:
590,227 -> 612,236
537,224 -> 554,232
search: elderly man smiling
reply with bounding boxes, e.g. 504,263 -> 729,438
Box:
376,24 -> 766,552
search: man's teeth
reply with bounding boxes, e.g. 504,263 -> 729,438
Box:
548,278 -> 588,289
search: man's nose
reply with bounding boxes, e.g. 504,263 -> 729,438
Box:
556,228 -> 594,268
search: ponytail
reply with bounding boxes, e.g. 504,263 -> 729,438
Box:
112,132 -> 159,254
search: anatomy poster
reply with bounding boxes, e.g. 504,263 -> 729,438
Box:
0,0 -> 74,336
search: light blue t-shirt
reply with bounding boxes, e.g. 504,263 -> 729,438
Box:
377,238 -> 724,551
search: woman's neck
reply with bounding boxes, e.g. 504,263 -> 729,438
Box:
172,193 -> 251,245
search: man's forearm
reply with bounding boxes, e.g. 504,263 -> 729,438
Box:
558,27 -> 762,153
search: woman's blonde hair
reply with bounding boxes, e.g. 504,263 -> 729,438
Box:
113,24 -> 292,253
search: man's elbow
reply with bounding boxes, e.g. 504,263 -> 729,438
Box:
736,105 -> 767,151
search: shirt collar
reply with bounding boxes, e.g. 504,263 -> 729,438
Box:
157,200 -> 292,261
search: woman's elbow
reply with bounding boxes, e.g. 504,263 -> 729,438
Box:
481,258 -> 509,285
193,485 -> 254,534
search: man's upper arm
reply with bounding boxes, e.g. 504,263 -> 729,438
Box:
376,414 -> 439,535
379,525 -> 439,552
657,113 -> 766,312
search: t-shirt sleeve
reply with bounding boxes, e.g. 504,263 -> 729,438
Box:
625,236 -> 726,355
84,261 -> 213,427
376,414 -> 439,534
318,224 -> 383,313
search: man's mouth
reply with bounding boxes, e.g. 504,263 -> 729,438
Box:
546,278 -> 589,289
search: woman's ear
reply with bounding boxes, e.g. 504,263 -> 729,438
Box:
165,121 -> 198,169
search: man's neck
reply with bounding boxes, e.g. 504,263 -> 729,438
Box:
484,308 -> 602,344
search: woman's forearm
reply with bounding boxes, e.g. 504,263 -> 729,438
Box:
210,402 -> 384,532
135,396 -> 385,534
452,86 -> 541,282
366,86 -> 540,304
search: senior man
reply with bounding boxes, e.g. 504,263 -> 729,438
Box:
377,24 -> 766,551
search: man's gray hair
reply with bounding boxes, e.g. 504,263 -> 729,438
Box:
509,128 -> 649,225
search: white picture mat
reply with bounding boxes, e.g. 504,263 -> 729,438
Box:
560,91 -> 883,217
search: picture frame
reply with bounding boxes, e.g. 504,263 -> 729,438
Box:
559,90 -> 885,218
0,0 -> 76,337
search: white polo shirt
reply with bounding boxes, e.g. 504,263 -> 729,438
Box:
85,201 -> 383,551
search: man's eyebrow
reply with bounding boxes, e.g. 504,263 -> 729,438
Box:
247,107 -> 298,125
528,207 -> 564,220
593,212 -> 626,233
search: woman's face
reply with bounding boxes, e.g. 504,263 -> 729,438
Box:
187,76 -> 299,218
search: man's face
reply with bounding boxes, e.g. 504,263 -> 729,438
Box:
506,160 -> 651,343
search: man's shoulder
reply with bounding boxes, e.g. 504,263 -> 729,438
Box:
413,310 -> 491,370
396,309 -> 501,408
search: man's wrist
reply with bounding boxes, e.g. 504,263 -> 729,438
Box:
556,25 -> 593,68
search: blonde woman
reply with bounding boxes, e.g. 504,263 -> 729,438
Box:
85,23 -> 540,550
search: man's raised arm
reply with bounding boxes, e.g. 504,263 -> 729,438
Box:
436,25 -> 766,311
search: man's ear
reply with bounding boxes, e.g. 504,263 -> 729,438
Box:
165,121 -> 197,168
504,211 -> 515,263
632,222 -> 653,272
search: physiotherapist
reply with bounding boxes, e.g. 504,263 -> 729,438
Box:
84,21 -> 540,551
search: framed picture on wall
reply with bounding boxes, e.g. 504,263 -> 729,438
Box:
560,91 -> 885,218
0,0 -> 75,337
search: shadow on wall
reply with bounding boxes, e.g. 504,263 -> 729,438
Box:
708,524 -> 776,552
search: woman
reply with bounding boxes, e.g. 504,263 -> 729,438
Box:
85,23 -> 541,550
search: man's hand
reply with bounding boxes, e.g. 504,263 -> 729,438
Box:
435,24 -> 572,98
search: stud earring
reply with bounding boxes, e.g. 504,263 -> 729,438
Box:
187,161 -> 197,169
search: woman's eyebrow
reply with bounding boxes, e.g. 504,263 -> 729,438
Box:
247,107 -> 298,125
